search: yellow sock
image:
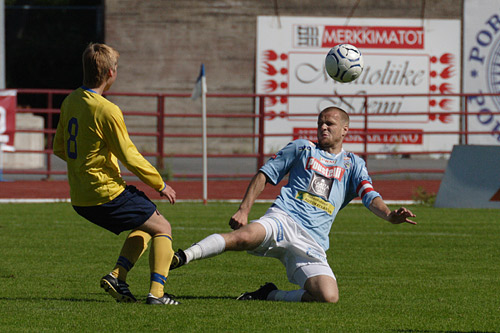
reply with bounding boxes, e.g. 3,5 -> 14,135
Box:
149,234 -> 174,298
111,230 -> 152,281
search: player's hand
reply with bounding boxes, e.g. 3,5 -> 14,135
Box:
229,210 -> 248,230
388,207 -> 416,225
160,184 -> 176,204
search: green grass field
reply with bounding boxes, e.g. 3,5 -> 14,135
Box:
0,202 -> 499,332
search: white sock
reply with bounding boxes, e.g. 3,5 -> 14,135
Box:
267,289 -> 306,302
184,234 -> 226,263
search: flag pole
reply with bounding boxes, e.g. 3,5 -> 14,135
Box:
191,64 -> 208,204
201,65 -> 207,205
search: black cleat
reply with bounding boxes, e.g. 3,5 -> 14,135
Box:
169,249 -> 187,270
236,282 -> 278,301
100,273 -> 137,303
146,293 -> 180,305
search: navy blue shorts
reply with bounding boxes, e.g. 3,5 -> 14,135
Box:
73,185 -> 157,235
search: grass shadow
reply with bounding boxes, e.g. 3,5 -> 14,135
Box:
177,295 -> 236,300
0,296 -> 108,303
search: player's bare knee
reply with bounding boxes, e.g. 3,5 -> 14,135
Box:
142,211 -> 172,236
306,285 -> 339,303
233,233 -> 253,249
313,292 -> 338,303
225,231 -> 254,250
323,293 -> 339,303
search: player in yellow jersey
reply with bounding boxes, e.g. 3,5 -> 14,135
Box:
53,43 -> 178,305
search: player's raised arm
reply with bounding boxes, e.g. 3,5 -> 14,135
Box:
368,196 -> 417,225
229,171 -> 268,230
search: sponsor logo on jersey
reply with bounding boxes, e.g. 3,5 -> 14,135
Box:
308,173 -> 333,200
296,191 -> 334,215
320,157 -> 336,165
306,157 -> 345,180
298,145 -> 312,152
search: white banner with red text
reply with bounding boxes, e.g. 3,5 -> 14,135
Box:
255,16 -> 461,154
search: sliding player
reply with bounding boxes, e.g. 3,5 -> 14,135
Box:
170,107 -> 416,302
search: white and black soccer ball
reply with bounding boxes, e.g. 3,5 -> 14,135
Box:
325,44 -> 364,83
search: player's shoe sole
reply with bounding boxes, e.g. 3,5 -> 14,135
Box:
237,282 -> 278,301
169,249 -> 187,270
146,293 -> 180,305
100,273 -> 137,303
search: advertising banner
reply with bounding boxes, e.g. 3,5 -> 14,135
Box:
0,90 -> 17,151
463,0 -> 500,145
256,16 -> 461,154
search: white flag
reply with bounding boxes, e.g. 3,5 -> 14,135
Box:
191,64 -> 207,100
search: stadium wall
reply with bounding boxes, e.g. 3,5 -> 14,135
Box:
104,0 -> 462,154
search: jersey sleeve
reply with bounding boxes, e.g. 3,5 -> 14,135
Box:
53,104 -> 67,162
340,153 -> 381,209
259,140 -> 306,185
100,105 -> 165,192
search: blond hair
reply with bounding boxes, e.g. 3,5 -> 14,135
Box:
82,43 -> 120,87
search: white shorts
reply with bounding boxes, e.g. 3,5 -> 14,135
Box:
248,206 -> 336,288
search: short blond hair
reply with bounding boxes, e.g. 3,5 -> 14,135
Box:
82,43 -> 119,87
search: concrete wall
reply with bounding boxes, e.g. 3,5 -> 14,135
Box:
104,0 -> 462,155
3,113 -> 44,169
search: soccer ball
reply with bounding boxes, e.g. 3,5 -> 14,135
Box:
325,44 -> 364,83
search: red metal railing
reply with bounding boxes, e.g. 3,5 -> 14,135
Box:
3,89 -> 500,179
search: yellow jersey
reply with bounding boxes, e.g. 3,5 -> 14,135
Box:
53,87 -> 165,206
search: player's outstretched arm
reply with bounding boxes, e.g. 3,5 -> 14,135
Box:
368,197 -> 416,225
229,171 -> 268,230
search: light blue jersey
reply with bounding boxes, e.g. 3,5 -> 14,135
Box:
260,139 -> 381,250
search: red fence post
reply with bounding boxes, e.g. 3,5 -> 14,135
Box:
257,96 -> 265,169
46,92 -> 53,179
157,95 -> 165,170
464,96 -> 469,145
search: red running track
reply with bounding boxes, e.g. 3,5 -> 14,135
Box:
0,179 -> 440,202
